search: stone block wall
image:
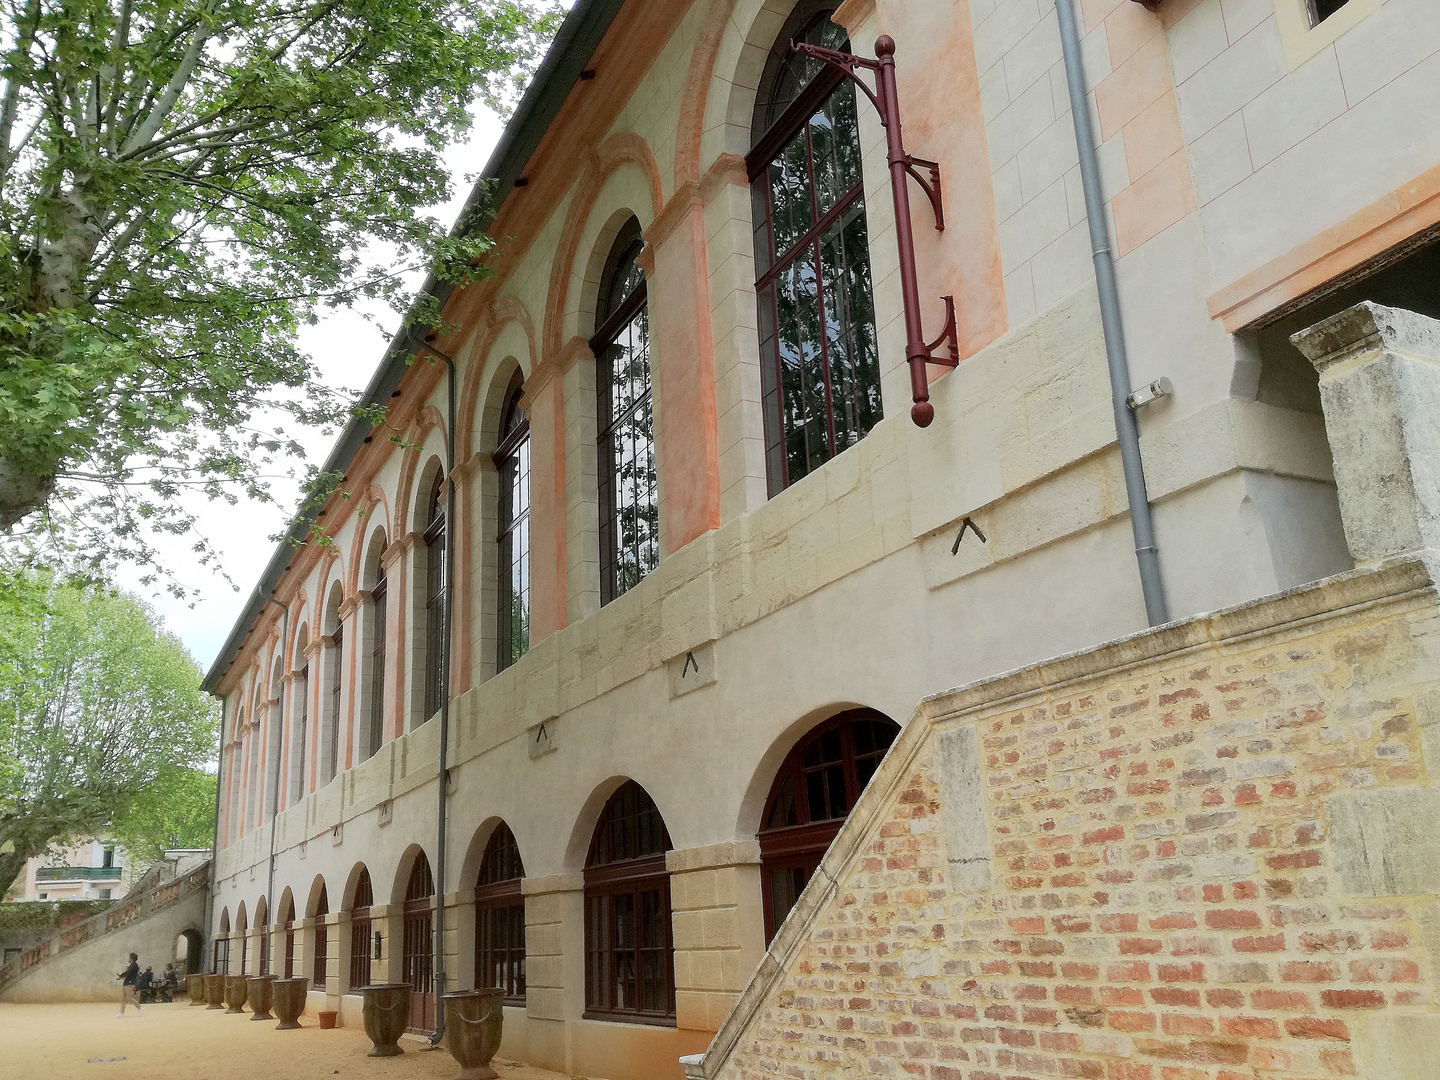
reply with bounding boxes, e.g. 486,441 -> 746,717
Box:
691,556 -> 1440,1080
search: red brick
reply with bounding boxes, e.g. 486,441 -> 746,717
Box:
1150,988 -> 1199,1007
1161,1013 -> 1213,1035
1063,962 -> 1099,980
1109,1011 -> 1157,1032
1107,1065 -> 1153,1080
1205,909 -> 1262,929
1084,825 -> 1126,845
1232,934 -> 1284,953
1101,986 -> 1146,1006
1149,913 -> 1196,930
1250,989 -> 1311,1010
1285,1016 -> 1350,1041
1054,915 -> 1092,933
1108,961 -> 1151,982
1349,958 -> 1420,982
1282,960 -> 1338,982
1057,985 -> 1096,1004
1100,913 -> 1140,933
1157,962 -> 1204,982
1009,917 -> 1045,934
1190,1041 -> 1248,1065
1204,989 -> 1244,1008
1266,850 -> 1321,869
1120,938 -> 1164,954
1219,1016 -> 1279,1038
1321,989 -> 1386,1009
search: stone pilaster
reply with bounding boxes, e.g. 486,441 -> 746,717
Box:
1292,302 -> 1440,566
368,904 -> 394,984
666,840 -> 764,1035
521,872 -> 583,1072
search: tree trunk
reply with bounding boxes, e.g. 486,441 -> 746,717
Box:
0,455 -> 55,529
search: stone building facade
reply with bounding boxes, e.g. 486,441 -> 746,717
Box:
202,1 -> 1440,1077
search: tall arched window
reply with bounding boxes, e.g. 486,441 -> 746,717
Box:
325,592 -> 343,784
280,895 -> 295,978
311,884 -> 329,989
749,3 -> 880,496
423,475 -> 447,721
402,853 -> 436,1034
584,781 -> 674,1024
237,908 -> 248,974
289,628 -> 309,807
591,219 -> 659,603
758,709 -> 898,941
215,909 -> 230,974
347,869 -> 373,991
474,823 -> 526,1003
496,374 -> 531,672
368,559 -> 387,759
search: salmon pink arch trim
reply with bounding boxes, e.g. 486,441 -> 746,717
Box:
542,132 -> 664,362
456,298 -> 537,463
674,0 -> 741,188
344,485 -> 391,594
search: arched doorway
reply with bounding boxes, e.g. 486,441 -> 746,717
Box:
583,780 -> 674,1024
401,853 -> 436,1033
758,709 -> 899,940
175,929 -> 203,975
214,908 -> 230,974
347,867 -> 374,991
473,823 -> 525,1003
279,895 -> 296,978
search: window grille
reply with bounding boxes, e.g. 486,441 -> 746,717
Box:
423,477 -> 447,720
474,823 -> 526,1004
496,374 -> 532,672
348,869 -> 373,991
402,854 -> 435,1033
311,885 -> 329,989
368,567 -> 386,759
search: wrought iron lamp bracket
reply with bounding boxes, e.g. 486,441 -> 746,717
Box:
791,37 -> 956,427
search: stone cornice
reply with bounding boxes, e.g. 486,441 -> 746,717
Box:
644,180 -> 702,251
698,152 -> 747,205
833,0 -> 876,34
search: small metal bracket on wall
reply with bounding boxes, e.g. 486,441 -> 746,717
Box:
951,516 -> 987,555
793,36 -> 958,428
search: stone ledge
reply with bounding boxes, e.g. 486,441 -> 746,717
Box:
666,840 -> 760,874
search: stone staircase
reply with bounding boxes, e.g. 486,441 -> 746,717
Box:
0,862 -> 210,1002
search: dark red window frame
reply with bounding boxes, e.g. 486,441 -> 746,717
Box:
311,885 -> 329,989
367,566 -> 386,759
496,374 -> 532,673
402,854 -> 436,1034
583,781 -> 675,1025
758,709 -> 899,941
473,823 -> 526,1004
348,868 -> 373,991
422,477 -> 447,721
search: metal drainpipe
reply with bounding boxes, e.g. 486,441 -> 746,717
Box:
1055,0 -> 1170,626
204,697 -> 227,972
411,334 -> 457,1046
263,595 -> 290,967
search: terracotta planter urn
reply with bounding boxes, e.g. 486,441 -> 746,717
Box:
359,983 -> 412,1057
186,973 -> 206,1005
442,989 -> 505,1080
272,977 -> 308,1030
205,973 -> 226,1009
224,973 -> 249,1013
247,974 -> 276,1020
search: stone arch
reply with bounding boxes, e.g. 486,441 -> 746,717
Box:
341,863 -> 373,911
253,895 -> 267,930
395,418 -> 449,539
457,816 -> 515,891
277,886 -> 295,926
346,486 -> 391,593
361,523 -> 389,589
389,844 -> 433,906
456,297 -> 538,463
542,132 -> 664,360
693,0 -> 796,180
304,874 -> 329,918
562,775 -> 679,872
733,700 -> 898,838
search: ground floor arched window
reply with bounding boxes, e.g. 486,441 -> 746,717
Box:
279,896 -> 295,978
758,709 -> 899,941
311,885 -> 329,989
348,869 -> 373,991
402,853 -> 435,1033
474,823 -> 526,1003
584,781 -> 674,1024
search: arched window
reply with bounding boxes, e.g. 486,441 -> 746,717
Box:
402,853 -> 436,1034
591,219 -> 659,604
325,593 -> 344,784
758,709 -> 898,940
423,474 -> 447,721
749,3 -> 880,496
347,869 -> 373,991
281,895 -> 296,978
584,781 -> 674,1024
289,628 -> 309,807
215,909 -> 230,974
474,823 -> 526,1003
368,558 -> 387,759
266,658 -> 284,821
311,884 -> 329,989
237,909 -> 248,974
496,374 -> 531,671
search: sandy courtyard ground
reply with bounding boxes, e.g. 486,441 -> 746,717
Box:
0,1001 -> 581,1080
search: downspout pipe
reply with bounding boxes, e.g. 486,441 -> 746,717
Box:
1055,0 -> 1170,626
204,697 -> 226,972
410,334 -> 457,1047
263,595 -> 290,970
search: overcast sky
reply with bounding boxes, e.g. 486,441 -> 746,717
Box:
120,104 -> 510,673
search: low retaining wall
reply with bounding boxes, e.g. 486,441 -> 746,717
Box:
688,555 -> 1440,1080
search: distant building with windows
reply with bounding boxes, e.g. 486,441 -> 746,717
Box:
6,839 -> 132,903
202,1 -> 1440,1077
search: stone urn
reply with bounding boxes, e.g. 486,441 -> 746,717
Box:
186,973 -> 206,1005
224,973 -> 249,1013
247,974 -> 277,1020
442,989 -> 505,1080
205,973 -> 226,1009
272,977 -> 308,1030
359,983 -> 412,1057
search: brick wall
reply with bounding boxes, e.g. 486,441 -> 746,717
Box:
698,557 -> 1440,1080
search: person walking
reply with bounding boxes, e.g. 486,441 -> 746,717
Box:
116,952 -> 143,1017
